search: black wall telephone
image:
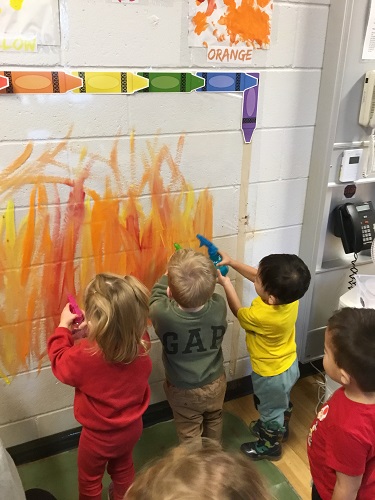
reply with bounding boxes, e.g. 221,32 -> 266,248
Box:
333,201 -> 375,253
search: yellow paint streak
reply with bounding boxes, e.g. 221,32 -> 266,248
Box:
10,0 -> 24,11
21,187 -> 36,285
0,134 -> 213,381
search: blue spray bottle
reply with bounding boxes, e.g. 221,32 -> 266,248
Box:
196,234 -> 229,276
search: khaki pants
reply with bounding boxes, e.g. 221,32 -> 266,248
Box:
164,373 -> 227,444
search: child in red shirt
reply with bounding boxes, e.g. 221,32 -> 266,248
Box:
307,307 -> 375,500
48,274 -> 152,500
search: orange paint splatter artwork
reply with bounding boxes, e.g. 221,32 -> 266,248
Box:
189,0 -> 272,48
0,133 -> 213,381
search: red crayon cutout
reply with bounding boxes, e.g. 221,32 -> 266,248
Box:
67,294 -> 84,325
0,75 -> 9,91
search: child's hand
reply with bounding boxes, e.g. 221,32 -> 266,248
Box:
217,269 -> 231,287
218,250 -> 232,267
72,321 -> 89,341
72,314 -> 89,339
58,303 -> 80,330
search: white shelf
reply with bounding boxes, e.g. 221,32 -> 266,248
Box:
318,252 -> 373,272
327,178 -> 375,188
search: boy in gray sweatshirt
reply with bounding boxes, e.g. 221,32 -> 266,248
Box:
149,248 -> 228,443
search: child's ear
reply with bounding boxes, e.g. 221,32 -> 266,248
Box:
167,286 -> 173,299
339,368 -> 351,386
268,295 -> 277,305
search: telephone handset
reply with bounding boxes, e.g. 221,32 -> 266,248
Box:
333,201 -> 375,254
359,71 -> 375,128
359,71 -> 375,177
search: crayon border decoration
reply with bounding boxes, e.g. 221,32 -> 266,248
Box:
0,70 -> 259,144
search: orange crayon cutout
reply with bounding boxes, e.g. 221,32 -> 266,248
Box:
0,71 -> 83,94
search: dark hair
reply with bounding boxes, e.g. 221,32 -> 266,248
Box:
258,254 -> 311,304
327,307 -> 375,392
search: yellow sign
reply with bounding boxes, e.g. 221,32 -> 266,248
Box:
0,35 -> 37,52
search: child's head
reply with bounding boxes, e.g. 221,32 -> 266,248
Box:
124,440 -> 270,500
324,307 -> 375,392
84,273 -> 149,364
257,254 -> 311,305
167,249 -> 217,308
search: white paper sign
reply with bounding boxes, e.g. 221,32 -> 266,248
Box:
207,46 -> 253,64
189,0 -> 272,49
363,0 -> 375,60
0,0 -> 60,46
111,0 -> 139,3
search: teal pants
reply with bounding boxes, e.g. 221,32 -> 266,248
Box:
251,358 -> 299,427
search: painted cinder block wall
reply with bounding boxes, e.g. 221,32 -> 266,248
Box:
0,0 -> 330,448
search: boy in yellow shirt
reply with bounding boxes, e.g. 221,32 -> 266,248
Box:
217,253 -> 311,460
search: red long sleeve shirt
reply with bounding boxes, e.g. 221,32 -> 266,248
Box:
308,387 -> 375,499
48,327 -> 152,432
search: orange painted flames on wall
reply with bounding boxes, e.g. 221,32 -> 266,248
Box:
0,133 -> 213,380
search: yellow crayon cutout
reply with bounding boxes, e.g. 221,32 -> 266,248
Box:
72,71 -> 149,94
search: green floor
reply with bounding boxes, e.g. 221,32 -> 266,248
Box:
18,412 -> 300,500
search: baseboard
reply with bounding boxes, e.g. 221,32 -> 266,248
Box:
8,362 -> 320,466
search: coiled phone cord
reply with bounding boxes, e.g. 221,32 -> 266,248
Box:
348,253 -> 358,289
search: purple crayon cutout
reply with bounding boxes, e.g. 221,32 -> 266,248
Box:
241,73 -> 259,143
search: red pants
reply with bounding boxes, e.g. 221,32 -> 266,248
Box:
77,418 -> 143,500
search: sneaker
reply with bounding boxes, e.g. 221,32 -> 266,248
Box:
241,420 -> 284,461
249,419 -> 262,437
249,418 -> 288,442
240,439 -> 282,461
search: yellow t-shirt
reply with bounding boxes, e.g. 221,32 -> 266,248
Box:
237,296 -> 298,377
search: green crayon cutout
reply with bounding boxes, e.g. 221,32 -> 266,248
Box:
174,243 -> 182,251
138,72 -> 205,93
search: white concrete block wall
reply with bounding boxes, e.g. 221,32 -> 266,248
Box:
0,0 -> 330,446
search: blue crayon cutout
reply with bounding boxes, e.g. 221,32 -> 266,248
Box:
196,72 -> 258,92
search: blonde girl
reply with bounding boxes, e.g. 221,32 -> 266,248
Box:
125,439 -> 271,500
48,273 -> 152,500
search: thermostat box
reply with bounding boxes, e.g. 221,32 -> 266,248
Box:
339,149 -> 363,182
